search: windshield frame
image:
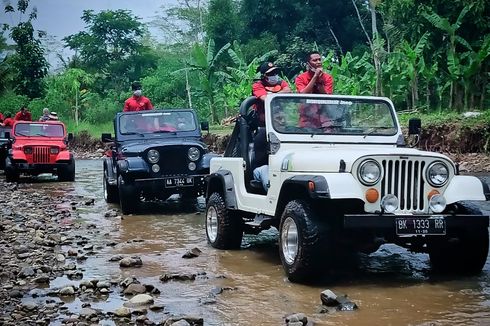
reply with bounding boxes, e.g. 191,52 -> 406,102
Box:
116,109 -> 199,139
264,94 -> 401,144
13,122 -> 66,138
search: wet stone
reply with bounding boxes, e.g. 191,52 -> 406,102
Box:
284,313 -> 308,326
109,255 -> 124,262
182,247 -> 202,259
18,266 -> 35,278
114,307 -> 131,317
124,294 -> 154,307
119,256 -> 143,268
123,283 -> 147,295
32,275 -> 50,284
59,286 -> 75,296
9,290 -> 23,298
149,304 -> 164,311
159,273 -> 196,283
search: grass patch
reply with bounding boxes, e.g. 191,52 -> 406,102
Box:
63,120 -> 113,138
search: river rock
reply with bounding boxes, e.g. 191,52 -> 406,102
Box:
59,286 -> 75,296
80,307 -> 97,319
114,307 -> 131,317
32,275 -> 50,284
170,320 -> 191,326
182,247 -> 202,258
109,254 -> 124,262
119,256 -> 143,267
120,276 -> 139,288
96,281 -> 111,289
320,289 -> 358,311
123,283 -> 147,295
123,294 -> 154,307
18,266 -> 35,278
159,273 -> 196,282
284,313 -> 308,326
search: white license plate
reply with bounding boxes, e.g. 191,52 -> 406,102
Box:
396,216 -> 446,236
164,177 -> 194,188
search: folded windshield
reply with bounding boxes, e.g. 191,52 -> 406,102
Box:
270,97 -> 397,136
120,111 -> 196,135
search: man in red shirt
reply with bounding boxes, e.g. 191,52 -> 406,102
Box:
123,81 -> 153,112
14,106 -> 32,121
1,113 -> 14,127
252,62 -> 291,126
295,51 -> 334,128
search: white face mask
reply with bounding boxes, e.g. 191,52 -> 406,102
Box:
133,90 -> 142,97
266,75 -> 280,85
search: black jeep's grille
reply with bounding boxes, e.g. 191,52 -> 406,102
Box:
152,146 -> 191,175
33,146 -> 50,164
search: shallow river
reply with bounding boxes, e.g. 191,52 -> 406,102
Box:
28,160 -> 490,325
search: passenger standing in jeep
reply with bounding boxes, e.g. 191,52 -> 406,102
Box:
252,62 -> 291,127
123,81 -> 154,112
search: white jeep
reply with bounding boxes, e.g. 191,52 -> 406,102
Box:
204,94 -> 490,283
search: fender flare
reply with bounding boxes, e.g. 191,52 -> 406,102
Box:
280,175 -> 330,200
205,169 -> 238,209
103,157 -> 117,184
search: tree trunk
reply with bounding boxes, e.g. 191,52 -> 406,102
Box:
327,21 -> 343,55
185,69 -> 192,108
75,88 -> 79,126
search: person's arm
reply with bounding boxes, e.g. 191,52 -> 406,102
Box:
123,99 -> 130,112
14,112 -> 21,120
252,82 -> 268,101
279,80 -> 291,93
323,74 -> 334,94
145,98 -> 153,110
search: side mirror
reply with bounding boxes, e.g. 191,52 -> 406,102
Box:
101,133 -> 112,142
67,133 -> 74,142
4,132 -> 10,139
408,118 -> 421,135
200,121 -> 209,131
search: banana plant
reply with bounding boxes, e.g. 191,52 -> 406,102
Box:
422,5 -> 470,110
174,39 -> 231,123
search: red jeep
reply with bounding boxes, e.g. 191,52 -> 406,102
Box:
4,121 -> 75,182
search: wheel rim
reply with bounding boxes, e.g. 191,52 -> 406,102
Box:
103,172 -> 108,200
206,206 -> 218,242
281,216 -> 299,265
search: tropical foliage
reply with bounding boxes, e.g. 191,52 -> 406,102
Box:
0,0 -> 488,128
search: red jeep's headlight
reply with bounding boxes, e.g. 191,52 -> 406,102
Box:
24,147 -> 33,154
50,147 -> 59,154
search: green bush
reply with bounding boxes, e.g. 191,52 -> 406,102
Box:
0,91 -> 29,116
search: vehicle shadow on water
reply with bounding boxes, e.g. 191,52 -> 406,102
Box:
134,194 -> 206,216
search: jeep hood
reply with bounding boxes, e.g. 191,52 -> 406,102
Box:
284,146 -> 451,172
120,138 -> 206,155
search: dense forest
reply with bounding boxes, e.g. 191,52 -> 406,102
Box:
0,0 -> 488,129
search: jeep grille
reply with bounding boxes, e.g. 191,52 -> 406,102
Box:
156,147 -> 191,175
33,146 -> 50,164
381,159 -> 426,212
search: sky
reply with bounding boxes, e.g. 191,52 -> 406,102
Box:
1,0 -> 176,69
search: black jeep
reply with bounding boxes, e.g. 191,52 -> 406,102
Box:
102,109 -> 216,214
0,126 -> 12,170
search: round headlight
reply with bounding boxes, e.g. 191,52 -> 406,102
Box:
426,162 -> 449,187
188,162 -> 196,171
151,164 -> 160,173
147,149 -> 160,164
358,160 -> 381,185
188,147 -> 200,161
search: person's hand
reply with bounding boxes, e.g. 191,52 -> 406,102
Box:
313,67 -> 323,79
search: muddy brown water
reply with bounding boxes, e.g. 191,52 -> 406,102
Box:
21,160 -> 490,325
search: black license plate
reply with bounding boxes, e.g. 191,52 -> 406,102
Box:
395,216 -> 446,236
164,177 -> 194,188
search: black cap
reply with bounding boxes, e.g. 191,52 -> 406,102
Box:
131,81 -> 142,91
257,62 -> 280,75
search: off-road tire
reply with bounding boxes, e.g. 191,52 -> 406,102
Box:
118,175 -> 139,214
5,168 -> 19,183
429,202 -> 489,274
205,192 -> 243,249
58,158 -> 75,181
279,200 -> 332,283
103,167 -> 119,203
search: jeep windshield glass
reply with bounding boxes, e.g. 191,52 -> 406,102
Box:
119,110 -> 197,135
270,97 -> 397,136
14,123 -> 64,137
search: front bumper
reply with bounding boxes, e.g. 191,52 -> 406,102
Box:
9,162 -> 69,174
132,174 -> 207,194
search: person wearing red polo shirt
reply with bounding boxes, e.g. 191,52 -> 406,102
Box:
123,81 -> 153,112
295,51 -> 334,129
252,62 -> 291,127
14,106 -> 32,121
1,113 -> 14,127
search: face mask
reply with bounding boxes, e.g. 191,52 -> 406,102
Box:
133,90 -> 142,97
266,75 -> 280,85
